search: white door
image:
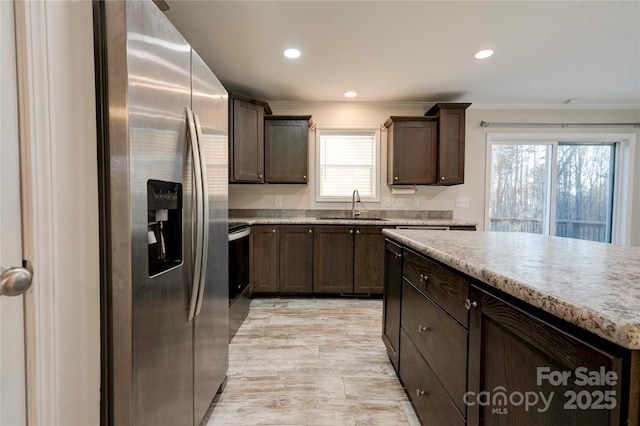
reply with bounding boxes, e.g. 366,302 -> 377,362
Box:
1,0 -> 29,424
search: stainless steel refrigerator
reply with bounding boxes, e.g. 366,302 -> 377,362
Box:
93,1 -> 229,424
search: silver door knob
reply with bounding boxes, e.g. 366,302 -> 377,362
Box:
1,261 -> 33,297
465,298 -> 478,310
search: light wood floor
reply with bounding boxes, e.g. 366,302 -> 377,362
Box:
205,298 -> 420,426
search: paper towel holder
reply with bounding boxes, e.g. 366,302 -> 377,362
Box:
390,185 -> 417,195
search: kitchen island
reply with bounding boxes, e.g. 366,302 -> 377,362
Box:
382,229 -> 640,426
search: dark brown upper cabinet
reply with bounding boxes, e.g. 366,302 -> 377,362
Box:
385,102 -> 471,186
425,102 -> 471,185
228,92 -> 272,183
264,115 -> 312,184
385,117 -> 438,185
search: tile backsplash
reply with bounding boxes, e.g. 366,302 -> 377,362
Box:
229,209 -> 453,220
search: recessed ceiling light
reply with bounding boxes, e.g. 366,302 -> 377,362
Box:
344,91 -> 358,98
474,49 -> 494,59
283,48 -> 301,59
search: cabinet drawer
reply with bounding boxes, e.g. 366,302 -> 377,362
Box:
402,280 -> 468,414
402,249 -> 469,326
400,329 -> 465,426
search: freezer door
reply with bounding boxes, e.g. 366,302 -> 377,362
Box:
191,49 -> 229,424
102,1 -> 195,425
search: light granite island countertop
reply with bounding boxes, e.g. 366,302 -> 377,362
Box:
383,229 -> 640,350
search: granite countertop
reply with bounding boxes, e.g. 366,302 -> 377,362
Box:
231,217 -> 477,227
383,229 -> 640,350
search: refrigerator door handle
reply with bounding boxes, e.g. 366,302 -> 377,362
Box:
193,111 -> 209,317
186,107 -> 203,322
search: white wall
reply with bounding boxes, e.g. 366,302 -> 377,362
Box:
230,102 -> 640,245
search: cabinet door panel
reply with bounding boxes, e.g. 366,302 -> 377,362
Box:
437,107 -> 466,185
313,226 -> 353,293
279,226 -> 313,293
388,121 -> 437,185
382,240 -> 403,372
232,99 -> 263,182
265,119 -> 308,183
468,286 -> 623,426
354,227 -> 387,294
251,226 -> 278,292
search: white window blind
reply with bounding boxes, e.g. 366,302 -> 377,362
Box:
317,130 -> 378,201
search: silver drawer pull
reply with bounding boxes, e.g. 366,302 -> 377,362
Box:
465,298 -> 478,310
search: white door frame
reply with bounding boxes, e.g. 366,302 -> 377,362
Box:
13,1 -> 58,424
1,0 -> 27,423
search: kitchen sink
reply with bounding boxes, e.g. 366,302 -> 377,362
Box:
315,217 -> 388,221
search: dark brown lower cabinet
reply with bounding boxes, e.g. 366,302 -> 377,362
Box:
382,240 -> 402,373
353,226 -> 387,294
279,226 -> 313,293
251,225 -> 278,292
467,285 -> 625,426
313,226 -> 354,293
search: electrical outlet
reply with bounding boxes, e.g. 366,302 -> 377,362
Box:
275,196 -> 282,207
455,197 -> 470,208
396,198 -> 404,207
413,197 -> 420,208
383,197 -> 391,207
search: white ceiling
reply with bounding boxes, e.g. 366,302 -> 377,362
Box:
164,1 -> 640,108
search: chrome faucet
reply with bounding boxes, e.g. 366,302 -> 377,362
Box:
351,189 -> 361,218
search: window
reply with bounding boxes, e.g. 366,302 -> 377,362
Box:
486,133 -> 635,245
315,128 -> 380,201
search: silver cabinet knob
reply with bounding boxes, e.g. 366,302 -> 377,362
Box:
417,325 -> 427,333
419,273 -> 428,282
416,389 -> 425,397
308,229 -> 313,234
356,230 -> 360,235
1,261 -> 33,297
465,298 -> 478,310
441,176 -> 445,181
259,174 -> 263,179
394,252 -> 402,259
394,176 -> 399,181
349,230 -> 353,234
303,175 -> 307,180
272,229 -> 276,234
